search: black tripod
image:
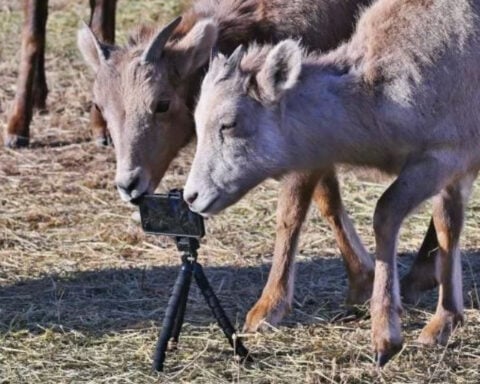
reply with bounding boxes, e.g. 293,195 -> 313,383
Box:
152,237 -> 250,372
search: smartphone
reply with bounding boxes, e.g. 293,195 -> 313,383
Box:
138,190 -> 205,238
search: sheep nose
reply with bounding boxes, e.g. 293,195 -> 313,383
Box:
116,175 -> 140,196
115,168 -> 144,201
184,191 -> 199,206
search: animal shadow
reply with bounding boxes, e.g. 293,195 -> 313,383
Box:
0,252 -> 478,336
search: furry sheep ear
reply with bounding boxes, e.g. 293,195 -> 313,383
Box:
141,16 -> 182,64
168,18 -> 218,79
256,40 -> 302,103
77,21 -> 113,73
227,45 -> 245,68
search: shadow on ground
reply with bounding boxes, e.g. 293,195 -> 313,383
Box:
1,252 -> 479,336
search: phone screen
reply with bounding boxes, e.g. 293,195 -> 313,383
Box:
139,193 -> 205,238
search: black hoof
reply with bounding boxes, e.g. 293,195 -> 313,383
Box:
5,135 -> 29,148
374,345 -> 401,367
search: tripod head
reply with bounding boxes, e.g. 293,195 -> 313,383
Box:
175,237 -> 200,262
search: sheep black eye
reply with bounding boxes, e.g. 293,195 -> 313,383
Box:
220,121 -> 237,131
155,100 -> 170,114
93,103 -> 101,113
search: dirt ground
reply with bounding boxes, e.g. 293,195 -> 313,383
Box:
1,1 -> 479,383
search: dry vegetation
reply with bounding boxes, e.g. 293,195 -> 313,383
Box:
0,1 -> 479,383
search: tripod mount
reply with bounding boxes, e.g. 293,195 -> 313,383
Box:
139,191 -> 250,372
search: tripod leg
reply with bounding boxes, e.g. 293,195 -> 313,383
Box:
152,261 -> 193,372
170,266 -> 192,347
193,262 -> 251,361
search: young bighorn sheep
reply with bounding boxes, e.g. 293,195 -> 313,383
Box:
77,0 -> 438,333
184,0 -> 480,365
5,0 -> 117,148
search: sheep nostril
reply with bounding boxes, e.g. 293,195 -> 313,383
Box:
185,192 -> 199,205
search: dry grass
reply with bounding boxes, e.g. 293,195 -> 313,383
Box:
1,1 -> 479,383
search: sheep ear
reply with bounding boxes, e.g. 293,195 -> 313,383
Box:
77,21 -> 112,72
256,40 -> 302,103
168,18 -> 218,79
141,16 -> 182,63
227,45 -> 245,68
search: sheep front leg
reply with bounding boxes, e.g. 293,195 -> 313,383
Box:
244,170 -> 321,332
312,169 -> 374,305
371,157 -> 449,366
5,0 -> 48,148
